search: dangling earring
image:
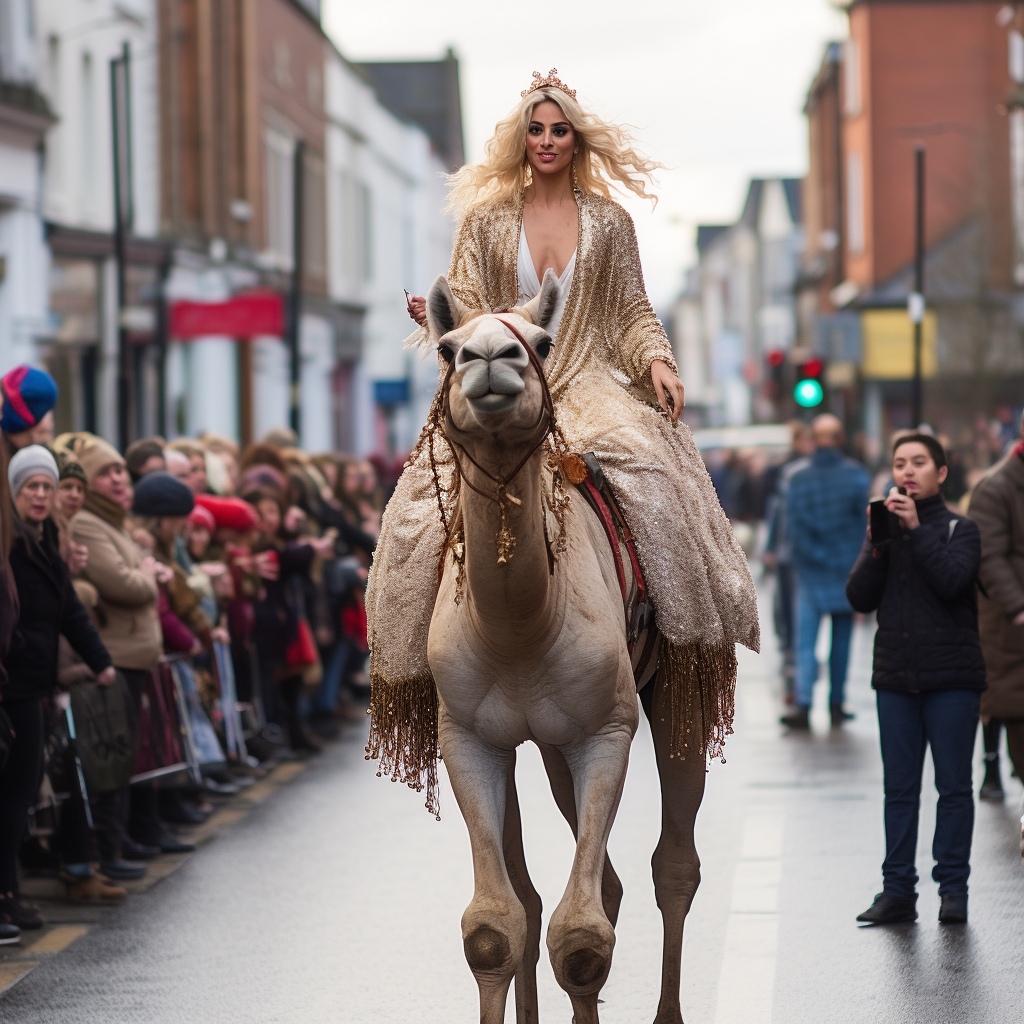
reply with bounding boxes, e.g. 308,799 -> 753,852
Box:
571,149 -> 580,194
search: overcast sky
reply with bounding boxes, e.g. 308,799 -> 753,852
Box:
322,0 -> 848,309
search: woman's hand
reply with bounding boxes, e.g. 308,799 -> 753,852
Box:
884,487 -> 920,531
67,541 -> 89,576
407,294 -> 427,327
651,360 -> 685,422
97,667 -> 116,687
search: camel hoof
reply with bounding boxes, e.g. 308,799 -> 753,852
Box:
464,925 -> 511,973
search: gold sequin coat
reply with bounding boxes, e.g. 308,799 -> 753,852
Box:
365,192 -> 759,806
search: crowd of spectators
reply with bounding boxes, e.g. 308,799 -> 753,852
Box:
0,365 -> 379,945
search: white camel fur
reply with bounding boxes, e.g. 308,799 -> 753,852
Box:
425,271 -> 707,1024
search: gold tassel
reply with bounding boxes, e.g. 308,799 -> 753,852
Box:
365,672 -> 442,819
660,641 -> 737,762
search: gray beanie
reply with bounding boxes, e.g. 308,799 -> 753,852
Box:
8,444 -> 59,496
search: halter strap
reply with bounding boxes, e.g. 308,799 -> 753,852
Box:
439,317 -> 554,508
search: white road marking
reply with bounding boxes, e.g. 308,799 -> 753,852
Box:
713,814 -> 784,1024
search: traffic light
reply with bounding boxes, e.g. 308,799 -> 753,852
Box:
765,349 -> 785,397
794,357 -> 825,408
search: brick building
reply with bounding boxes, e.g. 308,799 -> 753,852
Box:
801,0 -> 1022,455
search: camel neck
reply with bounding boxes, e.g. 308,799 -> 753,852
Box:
459,450 -> 552,626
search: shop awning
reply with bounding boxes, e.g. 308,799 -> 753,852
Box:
170,291 -> 285,339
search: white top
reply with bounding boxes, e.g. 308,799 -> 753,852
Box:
517,222 -> 576,341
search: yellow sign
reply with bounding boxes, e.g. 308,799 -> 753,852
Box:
861,309 -> 937,380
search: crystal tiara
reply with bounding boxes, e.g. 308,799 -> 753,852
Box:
521,69 -> 576,101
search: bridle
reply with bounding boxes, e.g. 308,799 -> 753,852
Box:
439,316 -> 555,512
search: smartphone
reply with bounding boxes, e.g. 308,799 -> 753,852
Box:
869,498 -> 890,542
869,486 -> 908,543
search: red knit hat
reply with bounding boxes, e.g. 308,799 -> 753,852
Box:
194,494 -> 259,532
186,505 -> 216,533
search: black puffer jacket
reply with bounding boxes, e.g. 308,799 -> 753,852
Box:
6,516 -> 111,702
845,492 -> 986,692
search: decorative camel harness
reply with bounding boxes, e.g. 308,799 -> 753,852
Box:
430,316 -> 655,666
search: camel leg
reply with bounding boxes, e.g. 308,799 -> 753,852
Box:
547,717 -> 635,1024
538,743 -> 624,926
646,676 -> 707,1024
503,753 -> 542,1024
439,716 -> 526,1024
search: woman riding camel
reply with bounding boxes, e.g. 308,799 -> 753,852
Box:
368,70 -> 759,797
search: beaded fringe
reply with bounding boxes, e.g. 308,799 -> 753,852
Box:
365,672 -> 441,819
660,640 -> 738,762
365,641 -> 736,820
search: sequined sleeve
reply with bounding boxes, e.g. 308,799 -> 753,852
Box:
447,210 -> 491,311
611,207 -> 678,385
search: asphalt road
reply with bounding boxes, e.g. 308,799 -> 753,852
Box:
1,580 -> 1022,1023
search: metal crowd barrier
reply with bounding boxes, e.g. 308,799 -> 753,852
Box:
128,642 -> 247,786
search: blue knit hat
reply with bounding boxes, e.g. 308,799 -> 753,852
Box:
132,471 -> 196,517
1,365 -> 59,434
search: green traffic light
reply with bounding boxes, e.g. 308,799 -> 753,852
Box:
794,378 -> 824,408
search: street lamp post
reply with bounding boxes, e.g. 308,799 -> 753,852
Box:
287,140 -> 305,439
909,144 -> 925,429
110,42 -> 133,449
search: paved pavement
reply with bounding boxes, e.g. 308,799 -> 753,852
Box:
1,576 -> 1022,1023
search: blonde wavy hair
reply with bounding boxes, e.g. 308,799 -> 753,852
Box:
445,87 -> 661,217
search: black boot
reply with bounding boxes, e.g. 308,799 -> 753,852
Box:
939,894 -> 968,924
830,704 -> 855,728
980,720 -> 1004,799
856,892 -> 918,924
780,706 -> 810,730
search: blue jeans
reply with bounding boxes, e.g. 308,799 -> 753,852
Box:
794,588 -> 853,709
876,688 -> 980,898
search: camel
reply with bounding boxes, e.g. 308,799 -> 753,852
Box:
420,271 -> 708,1024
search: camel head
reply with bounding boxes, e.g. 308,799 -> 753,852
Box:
427,271 -> 560,437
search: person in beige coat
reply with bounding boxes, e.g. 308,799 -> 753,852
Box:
72,437 -> 163,672
71,436 -> 167,878
968,444 -> 1024,792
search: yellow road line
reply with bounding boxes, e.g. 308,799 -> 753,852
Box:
29,925 -> 88,954
0,961 -> 39,993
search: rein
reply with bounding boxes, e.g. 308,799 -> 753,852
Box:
437,317 -> 557,568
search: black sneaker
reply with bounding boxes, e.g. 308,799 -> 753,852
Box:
99,859 -> 147,881
0,894 -> 44,930
122,836 -> 161,861
939,895 -> 968,924
0,921 -> 20,945
856,892 -> 918,924
780,707 -> 810,730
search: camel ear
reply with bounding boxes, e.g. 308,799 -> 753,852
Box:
426,276 -> 470,339
520,269 -> 561,331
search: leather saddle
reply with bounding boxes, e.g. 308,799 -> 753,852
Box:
572,453 -> 661,692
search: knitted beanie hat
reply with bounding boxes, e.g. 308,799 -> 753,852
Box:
186,505 -> 216,533
132,471 -> 196,518
1,366 -> 59,434
56,450 -> 87,485
76,435 -> 126,484
194,494 -> 259,532
8,444 -> 59,496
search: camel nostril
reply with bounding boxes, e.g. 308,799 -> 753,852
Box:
494,344 -> 521,361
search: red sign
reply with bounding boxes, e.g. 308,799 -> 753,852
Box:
170,291 -> 285,339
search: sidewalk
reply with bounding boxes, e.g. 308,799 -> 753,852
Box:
0,759 -> 309,996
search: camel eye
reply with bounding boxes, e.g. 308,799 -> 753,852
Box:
438,340 -> 456,364
535,337 -> 553,360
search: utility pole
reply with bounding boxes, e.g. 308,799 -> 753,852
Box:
909,144 -> 925,428
287,139 -> 305,439
110,42 -> 133,449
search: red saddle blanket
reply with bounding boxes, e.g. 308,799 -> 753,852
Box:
567,453 -> 660,690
